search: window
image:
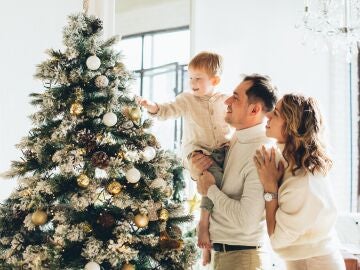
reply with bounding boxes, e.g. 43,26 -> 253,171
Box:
117,27 -> 190,152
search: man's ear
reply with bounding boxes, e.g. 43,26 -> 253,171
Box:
211,76 -> 221,86
250,103 -> 262,115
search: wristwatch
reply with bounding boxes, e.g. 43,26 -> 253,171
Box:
263,192 -> 278,202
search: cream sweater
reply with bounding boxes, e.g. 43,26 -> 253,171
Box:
270,167 -> 338,260
152,91 -> 233,161
207,123 -> 274,246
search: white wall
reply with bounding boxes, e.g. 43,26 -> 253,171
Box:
0,0 -> 82,200
191,0 -> 356,211
115,0 -> 190,36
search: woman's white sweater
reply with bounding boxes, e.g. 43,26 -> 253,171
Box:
270,167 -> 339,260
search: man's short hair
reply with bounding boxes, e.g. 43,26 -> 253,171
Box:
188,51 -> 223,77
242,74 -> 278,112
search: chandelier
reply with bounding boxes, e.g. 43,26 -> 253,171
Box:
301,0 -> 360,60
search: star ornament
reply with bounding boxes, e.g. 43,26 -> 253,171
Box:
187,194 -> 201,214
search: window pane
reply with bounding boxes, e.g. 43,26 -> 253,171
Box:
143,35 -> 154,69
153,30 -> 190,67
142,65 -> 181,151
118,37 -> 142,71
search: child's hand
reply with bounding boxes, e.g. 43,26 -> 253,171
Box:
136,96 -> 159,114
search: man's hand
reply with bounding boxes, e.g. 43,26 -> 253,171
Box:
197,171 -> 216,196
188,152 -> 213,180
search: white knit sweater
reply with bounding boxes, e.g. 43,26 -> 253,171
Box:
151,91 -> 233,161
270,167 -> 339,260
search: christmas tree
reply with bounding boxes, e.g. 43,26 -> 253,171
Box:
0,13 -> 196,270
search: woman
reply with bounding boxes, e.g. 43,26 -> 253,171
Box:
253,94 -> 345,270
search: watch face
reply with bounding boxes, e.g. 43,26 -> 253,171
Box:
264,193 -> 273,202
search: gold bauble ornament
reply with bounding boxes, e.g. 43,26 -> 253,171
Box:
159,209 -> 169,221
77,174 -> 90,188
70,102 -> 83,115
82,223 -> 93,233
107,181 -> 122,195
122,263 -> 135,270
31,210 -> 48,226
134,214 -> 149,228
128,107 -> 141,122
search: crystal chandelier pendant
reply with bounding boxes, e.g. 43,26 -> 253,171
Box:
299,0 -> 360,61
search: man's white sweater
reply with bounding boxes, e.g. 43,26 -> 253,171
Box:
207,123 -> 274,246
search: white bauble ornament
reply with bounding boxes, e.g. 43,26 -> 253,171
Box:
84,261 -> 100,270
95,75 -> 109,88
150,178 -> 167,191
86,55 -> 101,70
102,112 -> 117,127
126,167 -> 141,183
142,146 -> 156,162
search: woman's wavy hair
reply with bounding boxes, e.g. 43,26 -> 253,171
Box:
280,94 -> 332,175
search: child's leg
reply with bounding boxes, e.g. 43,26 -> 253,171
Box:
197,207 -> 211,249
202,247 -> 211,266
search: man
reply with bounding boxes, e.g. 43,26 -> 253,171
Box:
191,74 -> 278,270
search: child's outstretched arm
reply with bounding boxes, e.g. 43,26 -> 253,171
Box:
137,97 -> 159,114
136,93 -> 187,121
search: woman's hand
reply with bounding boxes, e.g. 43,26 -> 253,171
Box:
253,146 -> 284,193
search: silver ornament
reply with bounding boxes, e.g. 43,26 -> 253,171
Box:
95,75 -> 109,88
84,261 -> 100,270
126,167 -> 141,183
102,112 -> 117,127
86,55 -> 101,70
142,146 -> 156,162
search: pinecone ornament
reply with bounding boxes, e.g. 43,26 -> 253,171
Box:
97,212 -> 115,229
77,129 -> 97,152
168,225 -> 183,239
91,151 -> 109,169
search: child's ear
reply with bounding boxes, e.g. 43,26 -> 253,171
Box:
211,76 -> 221,86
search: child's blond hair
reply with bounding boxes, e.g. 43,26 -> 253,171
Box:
188,51 -> 223,77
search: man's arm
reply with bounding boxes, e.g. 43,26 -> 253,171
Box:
199,165 -> 265,235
